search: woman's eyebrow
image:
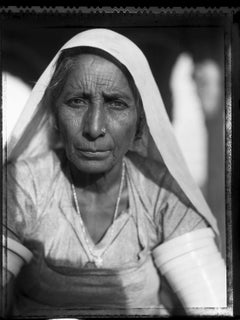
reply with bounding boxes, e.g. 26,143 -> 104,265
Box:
62,86 -> 91,97
103,91 -> 133,101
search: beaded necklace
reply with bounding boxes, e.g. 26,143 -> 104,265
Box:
71,162 -> 125,268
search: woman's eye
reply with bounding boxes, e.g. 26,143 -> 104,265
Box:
108,100 -> 128,110
66,98 -> 87,108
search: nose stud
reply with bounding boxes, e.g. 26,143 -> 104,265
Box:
101,128 -> 106,135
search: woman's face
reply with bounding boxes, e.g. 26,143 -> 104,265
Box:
55,54 -> 138,174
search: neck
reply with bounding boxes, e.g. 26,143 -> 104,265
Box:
69,160 -> 124,194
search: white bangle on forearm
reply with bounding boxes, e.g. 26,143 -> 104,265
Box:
2,235 -> 33,277
153,228 -> 226,309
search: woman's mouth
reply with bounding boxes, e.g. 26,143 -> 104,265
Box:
76,148 -> 111,159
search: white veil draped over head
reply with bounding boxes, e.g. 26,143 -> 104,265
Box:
5,28 -> 219,235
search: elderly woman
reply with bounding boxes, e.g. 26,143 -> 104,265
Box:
2,29 -> 226,317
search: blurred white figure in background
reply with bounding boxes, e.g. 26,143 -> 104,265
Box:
171,53 -> 208,192
193,59 -> 222,120
2,72 -> 31,148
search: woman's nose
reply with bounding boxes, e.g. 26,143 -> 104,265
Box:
83,102 -> 106,140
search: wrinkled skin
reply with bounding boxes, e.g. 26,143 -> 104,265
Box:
56,54 -> 139,176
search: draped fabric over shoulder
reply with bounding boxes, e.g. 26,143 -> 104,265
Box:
5,28 -> 218,235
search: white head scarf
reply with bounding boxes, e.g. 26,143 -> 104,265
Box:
5,28 -> 219,235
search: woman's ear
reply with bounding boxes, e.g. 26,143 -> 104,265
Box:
51,115 -> 59,131
134,110 -> 146,141
128,116 -> 148,155
43,88 -> 59,131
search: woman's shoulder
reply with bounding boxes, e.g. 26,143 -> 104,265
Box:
125,152 -> 168,203
6,149 -> 64,187
125,151 -> 168,187
125,151 -> 191,208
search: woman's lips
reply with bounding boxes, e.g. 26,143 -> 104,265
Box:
76,148 -> 111,159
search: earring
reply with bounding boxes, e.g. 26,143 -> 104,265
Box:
50,116 -> 59,131
101,128 -> 106,135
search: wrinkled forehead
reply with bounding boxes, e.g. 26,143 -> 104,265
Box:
68,53 -> 129,85
62,56 -> 131,99
54,47 -> 142,103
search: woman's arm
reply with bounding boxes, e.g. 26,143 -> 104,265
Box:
1,269 -> 16,317
153,228 -> 226,315
159,273 -> 187,316
1,236 -> 33,317
152,177 -> 226,314
2,159 -> 36,316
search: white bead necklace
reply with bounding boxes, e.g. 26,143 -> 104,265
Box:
71,162 -> 126,268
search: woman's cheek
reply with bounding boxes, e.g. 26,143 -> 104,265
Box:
120,111 -> 138,138
111,117 -> 137,152
58,111 -> 82,144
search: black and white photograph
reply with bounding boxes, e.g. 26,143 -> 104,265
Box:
1,6 -> 238,318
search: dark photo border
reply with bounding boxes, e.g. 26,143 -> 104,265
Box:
1,6 -> 239,318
